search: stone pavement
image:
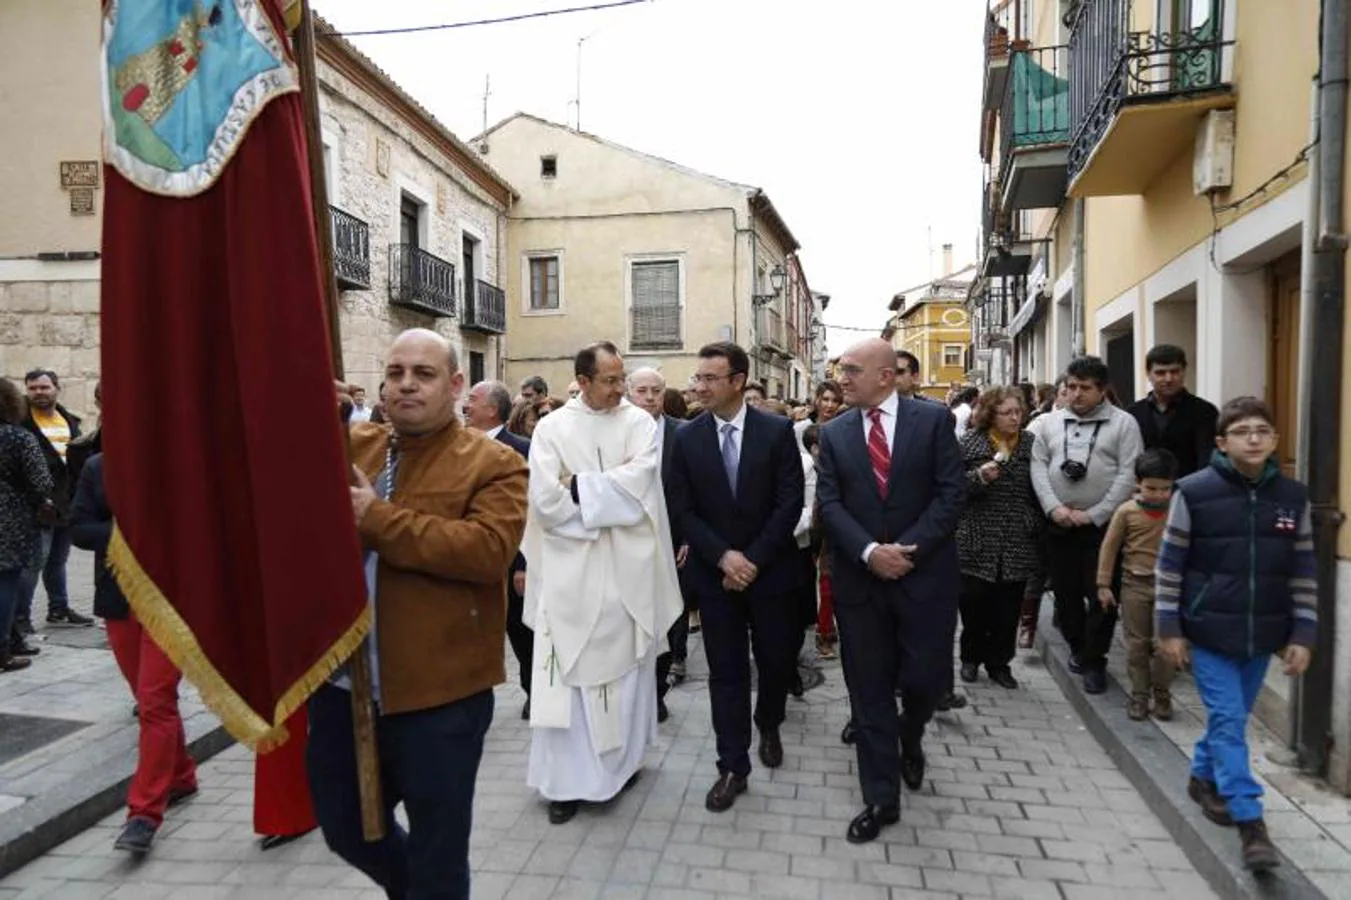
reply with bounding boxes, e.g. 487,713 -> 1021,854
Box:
1102,631 -> 1351,897
0,628 -> 1222,900
0,551 -> 227,876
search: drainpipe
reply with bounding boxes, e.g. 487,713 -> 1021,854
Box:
1297,0 -> 1349,779
1071,197 -> 1086,357
1297,77 -> 1322,487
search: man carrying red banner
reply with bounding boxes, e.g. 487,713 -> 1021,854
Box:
306,330 -> 527,897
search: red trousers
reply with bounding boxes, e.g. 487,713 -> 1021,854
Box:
818,573 -> 836,639
254,707 -> 317,837
106,616 -> 198,825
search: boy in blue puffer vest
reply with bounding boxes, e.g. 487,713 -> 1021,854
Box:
1156,396 -> 1316,872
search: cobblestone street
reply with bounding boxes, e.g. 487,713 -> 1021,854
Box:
0,629 -> 1221,900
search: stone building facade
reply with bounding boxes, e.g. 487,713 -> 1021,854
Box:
0,3 -> 515,421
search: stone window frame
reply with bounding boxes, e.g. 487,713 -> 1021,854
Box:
522,250 -> 565,316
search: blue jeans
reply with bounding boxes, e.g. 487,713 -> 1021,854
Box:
307,684 -> 494,900
0,569 -> 21,644
17,527 -> 71,621
1190,644 -> 1268,823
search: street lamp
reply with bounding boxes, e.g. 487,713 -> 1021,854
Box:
754,263 -> 786,306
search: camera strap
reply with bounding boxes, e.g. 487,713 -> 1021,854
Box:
1062,418 -> 1105,470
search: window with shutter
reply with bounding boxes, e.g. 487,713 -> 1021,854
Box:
630,260 -> 681,350
528,256 -> 559,310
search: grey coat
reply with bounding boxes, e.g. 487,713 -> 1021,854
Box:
956,429 -> 1042,584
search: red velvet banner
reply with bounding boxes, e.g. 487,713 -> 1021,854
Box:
100,0 -> 367,748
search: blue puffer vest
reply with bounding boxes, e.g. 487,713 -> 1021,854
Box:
1176,454 -> 1307,659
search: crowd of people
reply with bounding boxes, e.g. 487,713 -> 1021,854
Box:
0,334 -> 1319,894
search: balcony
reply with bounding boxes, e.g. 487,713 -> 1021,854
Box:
982,7 -> 1015,115
1068,0 -> 1233,197
756,305 -> 788,356
388,245 -> 456,318
980,174 -> 1037,279
462,279 -> 506,334
330,206 -> 370,290
999,45 -> 1071,212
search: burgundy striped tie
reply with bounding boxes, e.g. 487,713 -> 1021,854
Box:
867,407 -> 890,498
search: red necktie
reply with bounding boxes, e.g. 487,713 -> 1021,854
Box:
867,407 -> 890,498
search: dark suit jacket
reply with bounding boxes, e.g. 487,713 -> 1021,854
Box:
496,428 -> 531,580
660,416 -> 682,541
1126,390 -> 1218,478
816,398 -> 965,607
667,405 -> 805,599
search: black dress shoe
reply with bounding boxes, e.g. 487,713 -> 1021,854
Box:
758,729 -> 783,768
705,772 -> 747,812
900,748 -> 926,791
259,829 -> 313,851
9,639 -> 39,657
1083,667 -> 1107,694
657,698 -> 670,724
840,721 -> 858,745
846,804 -> 900,844
934,691 -> 967,712
989,668 -> 1019,690
1068,654 -> 1084,674
959,662 -> 979,683
548,800 -> 580,824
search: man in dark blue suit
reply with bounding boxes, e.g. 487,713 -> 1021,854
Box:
817,338 -> 965,844
629,367 -> 689,725
464,380 -> 533,719
667,343 -> 805,813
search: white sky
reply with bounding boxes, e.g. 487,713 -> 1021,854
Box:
312,0 -> 987,356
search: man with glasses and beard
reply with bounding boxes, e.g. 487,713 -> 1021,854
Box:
1030,355 -> 1142,695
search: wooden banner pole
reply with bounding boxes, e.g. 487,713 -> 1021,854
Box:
294,0 -> 386,843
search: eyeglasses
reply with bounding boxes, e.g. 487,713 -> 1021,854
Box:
1225,426 -> 1276,441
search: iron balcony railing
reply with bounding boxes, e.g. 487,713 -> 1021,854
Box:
999,44 -> 1071,188
463,279 -> 506,334
388,245 -> 456,318
330,206 -> 370,290
1068,0 -> 1231,180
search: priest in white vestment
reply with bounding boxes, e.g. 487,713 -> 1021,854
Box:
522,342 -> 684,825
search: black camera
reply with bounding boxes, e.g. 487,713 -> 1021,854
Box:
1060,459 -> 1088,482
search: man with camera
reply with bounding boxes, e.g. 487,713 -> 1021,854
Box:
1031,356 -> 1142,694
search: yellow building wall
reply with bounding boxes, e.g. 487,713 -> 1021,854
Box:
894,301 -> 970,398
0,0 -> 103,256
1084,0 -> 1320,316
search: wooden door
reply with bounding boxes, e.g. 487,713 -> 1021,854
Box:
1268,252 -> 1302,477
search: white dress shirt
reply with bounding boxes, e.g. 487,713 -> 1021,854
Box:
712,400 -> 748,465
859,391 -> 900,564
485,424 -> 504,440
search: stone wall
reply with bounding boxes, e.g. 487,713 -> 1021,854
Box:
0,278 -> 101,421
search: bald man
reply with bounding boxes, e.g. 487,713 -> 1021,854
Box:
815,338 -> 964,844
629,367 -> 691,720
309,329 -> 528,899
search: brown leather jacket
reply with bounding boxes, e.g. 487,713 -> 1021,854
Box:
352,419 -> 528,715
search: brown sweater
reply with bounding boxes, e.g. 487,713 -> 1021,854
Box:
352,419 -> 528,715
1097,499 -> 1167,588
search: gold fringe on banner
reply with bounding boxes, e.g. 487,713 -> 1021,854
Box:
107,522 -> 370,752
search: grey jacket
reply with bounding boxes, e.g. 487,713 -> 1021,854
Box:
1030,402 -> 1142,528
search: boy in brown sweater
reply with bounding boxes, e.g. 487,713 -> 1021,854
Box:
1098,449 -> 1179,721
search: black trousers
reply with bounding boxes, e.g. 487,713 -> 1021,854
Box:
505,588 -> 533,698
655,613 -> 690,700
837,590 -> 956,808
1047,524 -> 1118,671
700,587 -> 799,778
958,575 -> 1023,672
307,684 -> 493,900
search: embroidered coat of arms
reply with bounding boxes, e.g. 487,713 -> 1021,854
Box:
101,0 -> 299,197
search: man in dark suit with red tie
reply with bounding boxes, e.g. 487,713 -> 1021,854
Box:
816,338 -> 965,843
